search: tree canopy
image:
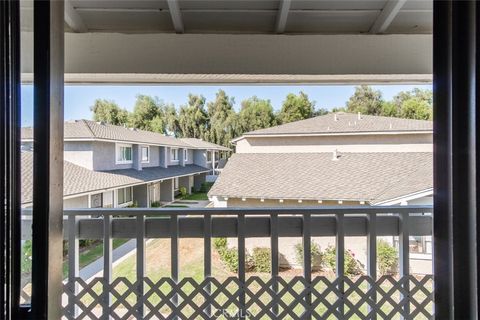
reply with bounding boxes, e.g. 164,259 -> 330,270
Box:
238,96 -> 276,134
276,92 -> 315,124
90,86 -> 433,147
90,99 -> 128,126
346,85 -> 384,115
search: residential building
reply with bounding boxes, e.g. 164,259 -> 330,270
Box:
21,120 -> 229,209
210,113 -> 433,207
209,113 -> 433,272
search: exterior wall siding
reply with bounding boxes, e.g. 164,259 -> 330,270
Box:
93,141 -> 133,170
235,133 -> 433,154
185,149 -> 194,165
141,145 -> 160,168
64,195 -> 89,209
64,141 -> 94,170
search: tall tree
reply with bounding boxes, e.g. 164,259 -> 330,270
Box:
238,96 -> 275,133
394,88 -> 433,120
90,99 -> 129,125
163,103 -> 182,137
276,92 -> 315,124
313,107 -> 329,117
346,85 -> 384,115
128,95 -> 165,133
207,90 -> 238,146
178,94 -> 209,139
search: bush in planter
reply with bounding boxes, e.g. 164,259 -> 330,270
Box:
213,238 -> 255,273
150,201 -> 161,208
377,240 -> 398,275
252,247 -> 271,273
294,242 -> 323,270
323,246 -> 363,276
127,201 -> 138,208
179,187 -> 187,198
200,182 -> 214,193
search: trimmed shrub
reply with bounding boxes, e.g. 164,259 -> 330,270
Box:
214,237 -> 227,250
377,240 -> 398,275
213,238 -> 254,273
294,242 -> 323,270
252,247 -> 271,273
219,247 -> 241,273
179,187 -> 187,198
150,201 -> 161,208
199,182 -> 214,193
323,246 -> 363,276
127,201 -> 138,208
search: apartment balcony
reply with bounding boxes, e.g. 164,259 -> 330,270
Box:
22,206 -> 433,319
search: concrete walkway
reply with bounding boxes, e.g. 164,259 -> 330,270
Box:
172,200 -> 211,208
79,239 -> 137,280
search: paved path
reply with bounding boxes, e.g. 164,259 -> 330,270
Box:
172,200 -> 211,208
79,239 -> 137,280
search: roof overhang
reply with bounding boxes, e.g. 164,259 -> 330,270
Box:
20,33 -> 432,84
373,188 -> 433,206
231,130 -> 433,143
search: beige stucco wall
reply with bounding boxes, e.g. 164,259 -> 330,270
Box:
235,133 -> 433,154
64,195 -> 89,209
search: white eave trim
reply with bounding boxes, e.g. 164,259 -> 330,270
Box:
373,188 -> 433,206
231,129 -> 433,143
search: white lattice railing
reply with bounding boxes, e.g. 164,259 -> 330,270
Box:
29,206 -> 434,319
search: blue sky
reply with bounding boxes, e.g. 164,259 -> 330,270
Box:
20,84 -> 431,127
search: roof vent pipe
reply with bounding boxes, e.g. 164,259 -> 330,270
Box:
332,149 -> 339,161
357,112 -> 362,120
334,114 -> 338,121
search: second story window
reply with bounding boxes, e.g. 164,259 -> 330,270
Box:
171,148 -> 179,161
207,151 -> 212,162
184,149 -> 188,162
116,143 -> 132,164
141,146 -> 150,163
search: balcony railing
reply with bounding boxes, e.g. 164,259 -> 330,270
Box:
26,206 -> 434,319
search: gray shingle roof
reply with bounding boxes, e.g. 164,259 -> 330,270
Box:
239,113 -> 433,138
21,120 -> 223,149
208,152 -> 432,204
180,138 -> 230,151
21,152 -> 208,205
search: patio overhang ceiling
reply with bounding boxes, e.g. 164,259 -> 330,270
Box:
20,0 -> 433,84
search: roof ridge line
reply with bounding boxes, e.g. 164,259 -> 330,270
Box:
82,119 -> 97,139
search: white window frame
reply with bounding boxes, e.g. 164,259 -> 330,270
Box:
117,187 -> 133,207
184,149 -> 188,162
171,148 -> 179,162
141,146 -> 150,163
116,143 -> 133,164
206,150 -> 212,163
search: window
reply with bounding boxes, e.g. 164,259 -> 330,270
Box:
116,143 -> 133,164
207,151 -> 212,162
171,148 -> 179,161
184,149 -> 188,161
117,187 -> 133,205
141,146 -> 150,163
